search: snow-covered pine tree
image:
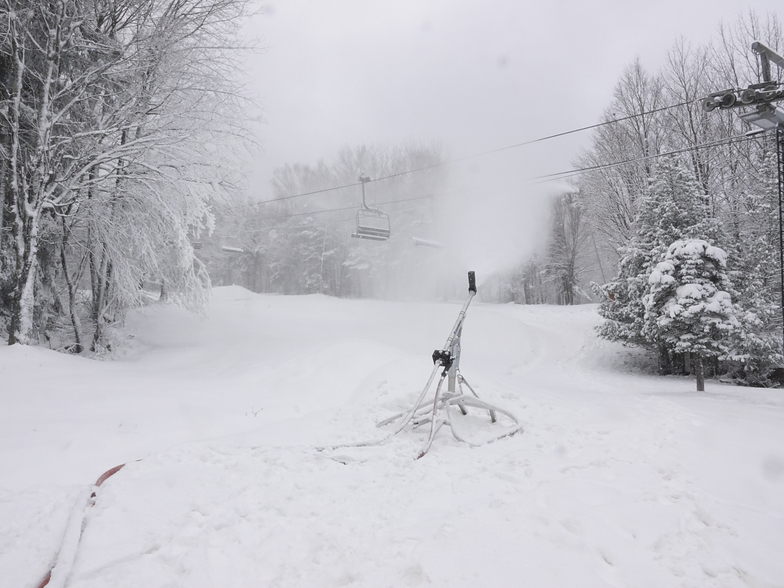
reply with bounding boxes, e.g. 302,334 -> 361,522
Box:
596,243 -> 650,347
643,239 -> 738,391
721,147 -> 783,384
598,156 -> 719,371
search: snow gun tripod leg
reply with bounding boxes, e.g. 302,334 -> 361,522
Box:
377,360 -> 444,431
458,373 -> 496,423
417,372 -> 448,459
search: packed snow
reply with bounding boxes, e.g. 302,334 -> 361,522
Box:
2,286 -> 783,587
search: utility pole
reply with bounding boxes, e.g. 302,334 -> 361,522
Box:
703,41 -> 784,356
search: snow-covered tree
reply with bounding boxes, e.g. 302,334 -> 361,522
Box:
581,12 -> 784,385
544,191 -> 591,305
209,143 -> 448,300
1,0 -> 252,349
721,147 -> 783,384
643,239 -> 738,391
598,156 -> 718,370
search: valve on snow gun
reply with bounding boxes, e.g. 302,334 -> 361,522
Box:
432,349 -> 454,374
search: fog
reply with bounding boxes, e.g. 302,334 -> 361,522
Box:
237,0 -> 784,296
436,154 -> 552,276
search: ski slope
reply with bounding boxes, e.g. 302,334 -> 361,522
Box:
2,286 -> 783,587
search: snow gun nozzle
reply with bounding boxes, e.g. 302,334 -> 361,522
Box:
468,271 -> 476,294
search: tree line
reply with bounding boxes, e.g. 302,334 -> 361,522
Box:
495,12 -> 782,386
6,2 -> 782,389
202,143 -> 458,301
0,0 -> 251,351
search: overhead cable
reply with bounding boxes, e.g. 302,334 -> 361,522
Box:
256,99 -> 699,205
372,100 -> 699,183
233,203 -> 436,235
248,194 -> 433,222
533,133 -> 756,182
243,134 -> 756,227
228,133 -> 752,235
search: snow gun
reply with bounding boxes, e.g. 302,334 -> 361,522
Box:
378,271 -> 522,458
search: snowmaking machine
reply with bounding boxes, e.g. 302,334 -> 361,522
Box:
378,271 -> 522,458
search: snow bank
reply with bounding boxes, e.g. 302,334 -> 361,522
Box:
1,289 -> 783,587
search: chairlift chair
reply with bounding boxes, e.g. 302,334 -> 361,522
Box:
410,195 -> 444,248
352,208 -> 391,241
351,174 -> 391,241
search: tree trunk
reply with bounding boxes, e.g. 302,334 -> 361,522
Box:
60,217 -> 84,353
6,21 -> 27,345
91,258 -> 112,351
7,3 -> 60,345
8,247 -> 38,345
695,354 -> 705,392
0,127 -> 8,237
658,345 -> 672,375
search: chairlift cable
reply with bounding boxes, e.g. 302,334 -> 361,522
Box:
255,99 -> 699,205
237,133 -> 756,233
230,128 -> 752,238
233,200 -> 439,234
240,204 -> 437,235
247,194 -> 434,222
371,100 -> 700,183
532,132 -> 757,183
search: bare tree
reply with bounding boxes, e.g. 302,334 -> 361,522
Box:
0,0 -> 253,347
545,191 -> 591,305
576,59 -> 666,250
207,142 -> 448,300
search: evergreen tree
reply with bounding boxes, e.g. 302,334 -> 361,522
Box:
598,156 -> 718,371
643,239 -> 738,391
580,14 -> 784,385
722,148 -> 782,384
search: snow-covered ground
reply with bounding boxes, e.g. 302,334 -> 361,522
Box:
2,286 -> 783,588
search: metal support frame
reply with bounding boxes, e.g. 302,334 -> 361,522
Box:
377,272 -> 522,458
753,41 -> 784,75
702,42 -> 784,113
778,126 -> 784,353
704,41 -> 784,361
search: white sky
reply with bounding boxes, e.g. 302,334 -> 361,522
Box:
242,1 -> 782,191
237,1 -> 784,273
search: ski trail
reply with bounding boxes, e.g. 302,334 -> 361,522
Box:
3,293 -> 783,587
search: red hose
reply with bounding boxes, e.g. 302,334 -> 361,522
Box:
35,463 -> 128,588
94,464 -> 126,489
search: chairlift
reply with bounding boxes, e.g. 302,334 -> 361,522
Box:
351,174 -> 391,241
353,208 -> 392,241
410,195 -> 444,249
